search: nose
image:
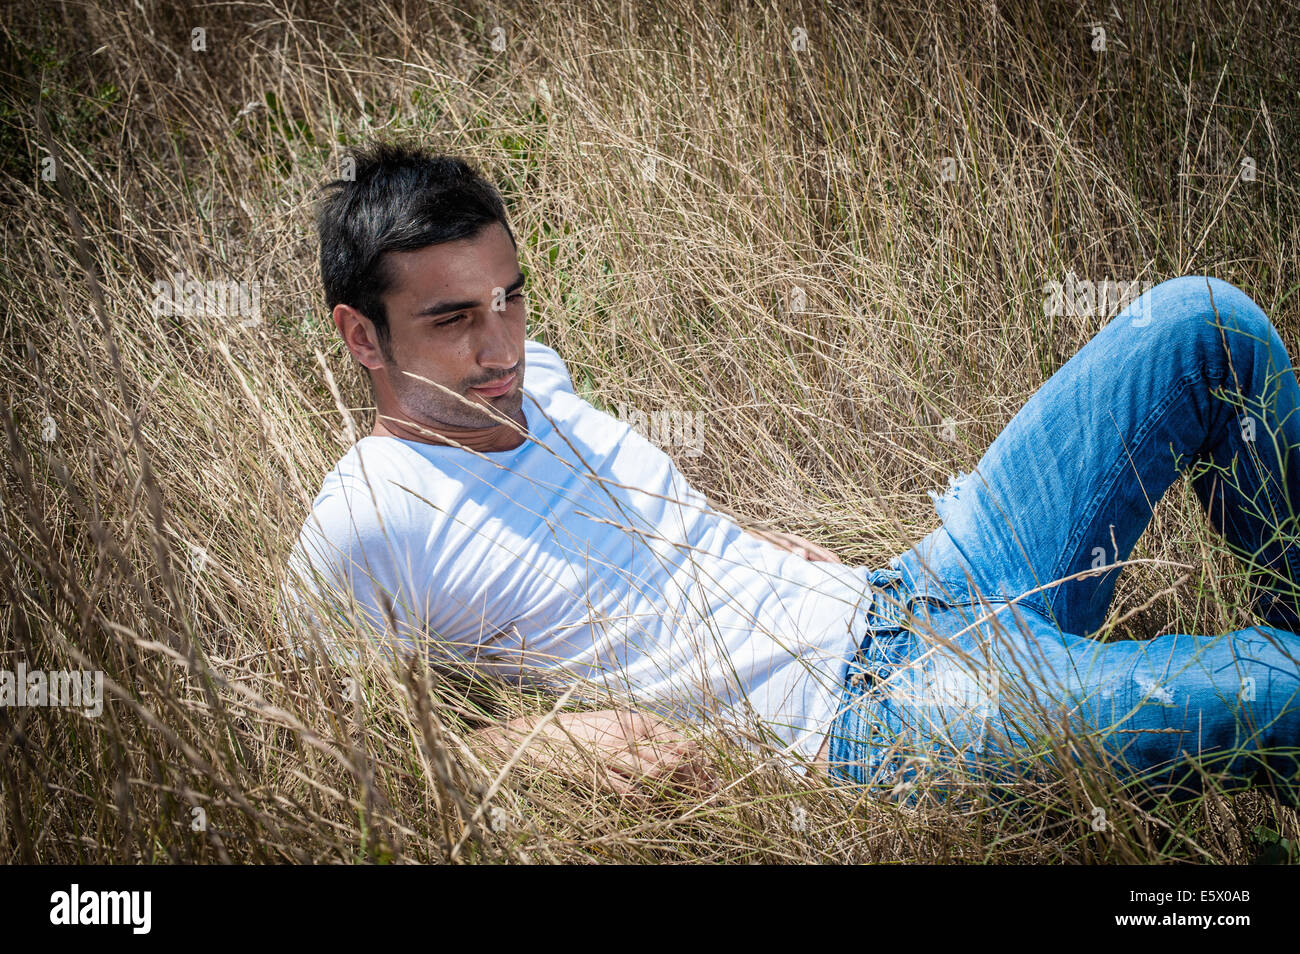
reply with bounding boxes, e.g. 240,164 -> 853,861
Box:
476,306 -> 519,372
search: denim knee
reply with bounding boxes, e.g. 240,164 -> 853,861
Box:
1150,277 -> 1273,363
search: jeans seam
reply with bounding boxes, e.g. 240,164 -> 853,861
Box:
1220,416 -> 1300,612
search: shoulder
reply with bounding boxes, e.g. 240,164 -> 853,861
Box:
523,338 -> 576,396
292,439 -> 445,572
284,441 -> 446,654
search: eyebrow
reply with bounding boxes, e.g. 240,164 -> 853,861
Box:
414,271 -> 526,319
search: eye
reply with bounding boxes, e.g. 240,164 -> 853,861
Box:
436,313 -> 466,327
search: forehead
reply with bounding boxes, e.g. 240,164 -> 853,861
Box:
382,222 -> 518,305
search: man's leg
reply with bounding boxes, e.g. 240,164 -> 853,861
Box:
855,599 -> 1300,808
896,275 -> 1300,635
832,276 -> 1300,803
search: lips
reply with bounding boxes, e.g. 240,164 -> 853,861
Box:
469,372 -> 516,398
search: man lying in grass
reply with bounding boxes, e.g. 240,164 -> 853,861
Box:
287,142 -> 1300,808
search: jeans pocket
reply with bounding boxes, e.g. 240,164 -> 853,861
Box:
830,581 -> 1010,796
827,623 -> 916,788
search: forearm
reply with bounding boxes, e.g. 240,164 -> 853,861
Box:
469,708 -> 715,797
471,711 -> 607,780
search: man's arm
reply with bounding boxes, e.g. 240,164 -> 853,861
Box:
470,708 -> 718,800
742,526 -> 841,563
694,493 -> 841,563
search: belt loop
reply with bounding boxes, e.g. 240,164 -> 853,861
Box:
866,570 -> 906,629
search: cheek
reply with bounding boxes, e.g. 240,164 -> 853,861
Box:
390,337 -> 457,383
404,333 -> 467,370
433,345 -> 478,390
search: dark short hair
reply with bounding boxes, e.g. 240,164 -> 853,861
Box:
316,142 -> 516,356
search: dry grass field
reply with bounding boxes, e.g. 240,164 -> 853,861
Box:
2,0 -> 1299,862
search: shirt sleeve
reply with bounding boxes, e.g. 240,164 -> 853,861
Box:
283,472 -> 471,666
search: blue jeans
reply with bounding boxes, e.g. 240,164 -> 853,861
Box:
827,276 -> 1300,808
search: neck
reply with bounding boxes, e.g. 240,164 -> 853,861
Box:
372,407 -> 528,452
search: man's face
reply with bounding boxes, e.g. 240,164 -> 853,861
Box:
370,222 -> 527,429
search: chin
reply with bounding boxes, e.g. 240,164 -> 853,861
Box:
471,387 -> 521,414
495,391 -> 524,416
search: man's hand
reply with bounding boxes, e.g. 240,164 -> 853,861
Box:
471,708 -> 719,801
744,526 -> 842,563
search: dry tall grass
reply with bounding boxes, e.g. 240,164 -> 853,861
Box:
2,0 -> 1299,862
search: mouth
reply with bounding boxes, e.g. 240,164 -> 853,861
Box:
468,372 -> 517,399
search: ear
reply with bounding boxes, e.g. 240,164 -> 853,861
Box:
333,304 -> 387,371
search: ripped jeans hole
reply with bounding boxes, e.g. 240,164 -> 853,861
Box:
929,469 -> 973,520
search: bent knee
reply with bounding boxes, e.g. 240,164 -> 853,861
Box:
1151,276 -> 1271,340
1135,276 -> 1278,379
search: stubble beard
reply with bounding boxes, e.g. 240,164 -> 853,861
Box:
388,353 -> 525,430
